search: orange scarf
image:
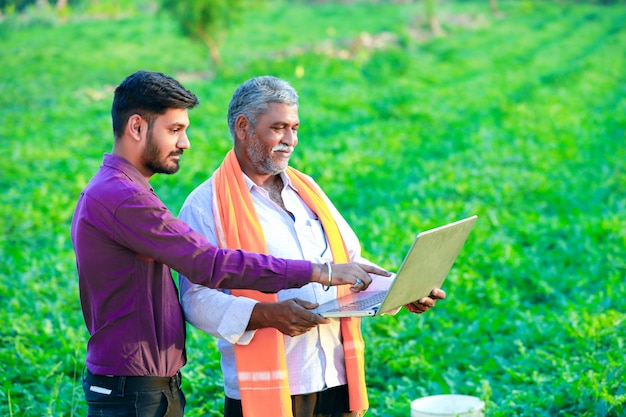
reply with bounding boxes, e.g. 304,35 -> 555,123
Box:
212,150 -> 368,417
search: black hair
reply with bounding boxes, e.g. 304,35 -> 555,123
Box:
111,70 -> 199,138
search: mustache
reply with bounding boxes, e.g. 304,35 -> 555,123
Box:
272,144 -> 293,152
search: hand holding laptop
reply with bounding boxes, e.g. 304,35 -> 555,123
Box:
404,288 -> 446,314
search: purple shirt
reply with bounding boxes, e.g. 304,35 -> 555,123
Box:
71,154 -> 312,377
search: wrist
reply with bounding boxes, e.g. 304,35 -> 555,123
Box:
248,302 -> 272,330
323,262 -> 332,291
311,263 -> 325,284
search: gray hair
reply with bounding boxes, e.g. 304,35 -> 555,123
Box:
227,75 -> 299,141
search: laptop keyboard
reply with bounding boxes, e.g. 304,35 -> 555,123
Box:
337,291 -> 386,312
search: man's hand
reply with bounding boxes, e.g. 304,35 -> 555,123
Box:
248,298 -> 329,337
404,288 -> 446,314
311,262 -> 390,292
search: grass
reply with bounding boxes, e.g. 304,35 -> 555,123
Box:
1,1 -> 625,416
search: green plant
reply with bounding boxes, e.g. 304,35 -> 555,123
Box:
158,0 -> 261,67
1,1 -> 624,416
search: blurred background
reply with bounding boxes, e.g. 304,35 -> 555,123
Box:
1,1 -> 624,416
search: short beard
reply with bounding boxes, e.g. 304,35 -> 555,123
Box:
246,133 -> 290,175
143,128 -> 180,175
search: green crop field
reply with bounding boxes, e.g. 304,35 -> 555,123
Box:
1,1 -> 624,416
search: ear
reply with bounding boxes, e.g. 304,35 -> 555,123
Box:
127,114 -> 144,142
235,115 -> 250,141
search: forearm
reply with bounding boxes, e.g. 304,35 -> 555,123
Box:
247,302 -> 277,331
183,245 -> 314,293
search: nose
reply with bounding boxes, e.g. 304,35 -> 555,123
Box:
283,128 -> 297,147
178,132 -> 190,150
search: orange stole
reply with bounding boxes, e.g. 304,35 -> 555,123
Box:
212,150 -> 368,417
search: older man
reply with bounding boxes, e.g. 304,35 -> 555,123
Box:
178,76 -> 444,417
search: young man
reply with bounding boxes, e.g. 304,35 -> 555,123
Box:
71,70 -> 385,417
178,76 -> 444,417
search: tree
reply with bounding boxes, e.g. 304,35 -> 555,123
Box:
159,0 -> 256,67
423,0 -> 444,36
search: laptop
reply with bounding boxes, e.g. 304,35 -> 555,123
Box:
315,215 -> 477,318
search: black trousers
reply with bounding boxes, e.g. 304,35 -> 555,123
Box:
224,384 -> 359,417
83,369 -> 186,417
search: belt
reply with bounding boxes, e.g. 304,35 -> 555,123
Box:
84,369 -> 182,397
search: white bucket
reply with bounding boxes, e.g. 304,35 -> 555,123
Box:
410,394 -> 485,417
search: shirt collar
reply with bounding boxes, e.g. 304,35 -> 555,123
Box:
242,170 -> 297,193
103,153 -> 154,192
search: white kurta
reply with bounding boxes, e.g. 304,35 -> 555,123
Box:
178,170 -> 390,399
